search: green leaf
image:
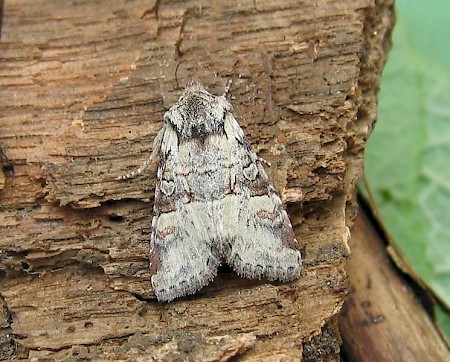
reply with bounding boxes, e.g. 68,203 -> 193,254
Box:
364,0 -> 450,339
435,304 -> 450,340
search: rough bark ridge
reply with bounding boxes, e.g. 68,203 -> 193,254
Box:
0,0 -> 392,360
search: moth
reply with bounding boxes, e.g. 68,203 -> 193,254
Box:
119,82 -> 302,302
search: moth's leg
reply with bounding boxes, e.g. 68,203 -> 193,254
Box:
258,157 -> 271,167
222,78 -> 233,97
116,127 -> 165,181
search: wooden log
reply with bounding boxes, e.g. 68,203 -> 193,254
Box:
339,208 -> 450,361
0,0 -> 393,359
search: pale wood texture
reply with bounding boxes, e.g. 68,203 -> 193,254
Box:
339,208 -> 450,361
0,0 -> 393,360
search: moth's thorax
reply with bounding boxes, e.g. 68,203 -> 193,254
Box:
164,83 -> 232,141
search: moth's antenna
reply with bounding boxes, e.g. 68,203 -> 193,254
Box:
174,60 -> 186,90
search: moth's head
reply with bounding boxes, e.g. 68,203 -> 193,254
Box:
164,82 -> 232,141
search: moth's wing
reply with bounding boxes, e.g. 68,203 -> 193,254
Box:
225,192 -> 302,281
223,114 -> 302,281
149,126 -> 221,302
150,204 -> 222,302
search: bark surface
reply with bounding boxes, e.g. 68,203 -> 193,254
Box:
0,0 -> 393,360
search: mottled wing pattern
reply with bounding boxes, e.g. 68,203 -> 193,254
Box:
223,113 -> 302,282
150,124 -> 223,302
148,83 -> 302,302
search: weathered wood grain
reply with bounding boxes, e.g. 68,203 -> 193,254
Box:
0,0 -> 392,359
339,209 -> 450,361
